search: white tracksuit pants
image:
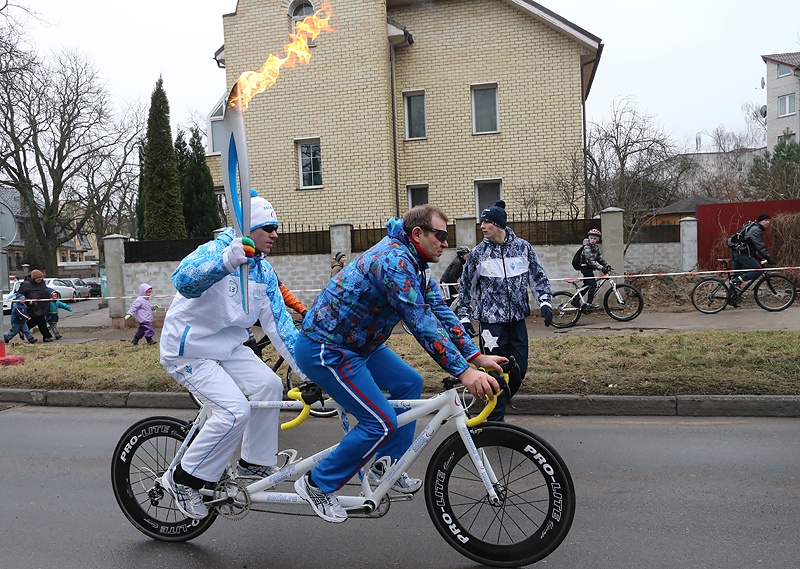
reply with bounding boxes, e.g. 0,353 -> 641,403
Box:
163,343 -> 283,483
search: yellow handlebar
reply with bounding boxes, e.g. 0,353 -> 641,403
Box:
280,388 -> 311,431
465,369 -> 508,427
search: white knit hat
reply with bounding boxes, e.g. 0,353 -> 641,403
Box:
249,189 -> 278,231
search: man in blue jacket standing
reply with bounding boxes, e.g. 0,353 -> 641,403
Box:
458,200 -> 553,421
294,204 -> 505,523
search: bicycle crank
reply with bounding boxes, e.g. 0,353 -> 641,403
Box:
208,478 -> 251,521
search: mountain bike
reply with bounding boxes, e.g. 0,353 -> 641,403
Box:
690,258 -> 796,314
111,360 -> 575,567
550,272 -> 644,328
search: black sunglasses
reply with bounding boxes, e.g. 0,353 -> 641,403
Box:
259,224 -> 278,234
419,226 -> 448,243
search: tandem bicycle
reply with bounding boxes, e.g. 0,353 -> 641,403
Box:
111,360 -> 575,567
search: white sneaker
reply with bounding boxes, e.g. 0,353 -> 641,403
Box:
368,461 -> 422,494
236,461 -> 281,479
294,472 -> 347,523
161,467 -> 208,519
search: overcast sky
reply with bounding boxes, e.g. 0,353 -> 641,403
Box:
24,0 -> 800,151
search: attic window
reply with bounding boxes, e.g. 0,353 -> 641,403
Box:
777,64 -> 793,78
291,2 -> 316,46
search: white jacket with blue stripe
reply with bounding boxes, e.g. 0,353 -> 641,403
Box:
159,228 -> 305,380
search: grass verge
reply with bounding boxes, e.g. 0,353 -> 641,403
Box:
2,330 -> 799,396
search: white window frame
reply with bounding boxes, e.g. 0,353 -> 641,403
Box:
777,64 -> 793,78
779,131 -> 796,144
778,94 -> 796,118
289,0 -> 316,47
406,183 -> 429,208
295,137 -> 323,189
403,89 -> 427,140
474,178 -> 502,218
206,94 -> 227,155
471,82 -> 499,135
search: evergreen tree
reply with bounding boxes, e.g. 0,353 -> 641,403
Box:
135,140 -> 146,239
183,126 -> 221,238
141,77 -> 186,240
747,132 -> 800,200
174,128 -> 190,221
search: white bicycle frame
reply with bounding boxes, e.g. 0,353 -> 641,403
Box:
174,389 -> 502,514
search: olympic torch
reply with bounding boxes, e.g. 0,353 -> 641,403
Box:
221,81 -> 251,314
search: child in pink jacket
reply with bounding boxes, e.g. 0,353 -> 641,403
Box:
125,283 -> 159,345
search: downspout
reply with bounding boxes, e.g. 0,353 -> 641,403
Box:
581,44 -> 603,218
389,29 -> 413,217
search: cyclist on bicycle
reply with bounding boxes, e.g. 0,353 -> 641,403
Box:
293,205 -> 505,523
731,213 -> 775,290
441,245 -> 470,300
577,228 -> 612,310
159,191 -> 308,520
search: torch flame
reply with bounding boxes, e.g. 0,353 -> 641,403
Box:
230,0 -> 333,110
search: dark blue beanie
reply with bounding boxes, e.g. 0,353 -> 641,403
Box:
480,200 -> 507,229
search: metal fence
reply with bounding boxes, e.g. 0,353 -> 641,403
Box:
352,222 -> 457,252
629,224 -> 680,243
124,238 -> 209,263
269,223 -> 330,256
498,218 -> 601,246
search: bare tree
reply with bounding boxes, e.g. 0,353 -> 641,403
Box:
0,44 -> 141,275
585,98 -> 694,249
510,146 -> 585,221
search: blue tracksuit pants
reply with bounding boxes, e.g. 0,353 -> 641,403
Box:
294,333 -> 423,493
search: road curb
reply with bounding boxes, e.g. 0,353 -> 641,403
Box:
2,389 -> 800,416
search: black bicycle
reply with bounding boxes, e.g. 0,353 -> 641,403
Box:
550,272 -> 644,328
690,258 -> 796,314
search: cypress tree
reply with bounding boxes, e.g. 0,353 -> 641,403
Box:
142,77 -> 186,240
135,140 -> 146,239
184,126 -> 221,238
174,128 -> 191,230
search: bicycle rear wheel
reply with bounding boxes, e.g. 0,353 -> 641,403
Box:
424,423 -> 575,567
111,416 -> 216,541
754,274 -> 796,311
690,278 -> 730,314
550,291 -> 581,328
604,283 -> 644,322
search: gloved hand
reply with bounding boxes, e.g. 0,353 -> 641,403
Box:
124,314 -> 131,320
153,304 -> 160,309
301,309 -> 309,318
222,237 -> 256,273
243,338 -> 263,358
460,318 -> 477,337
603,265 -> 613,273
541,305 -> 553,327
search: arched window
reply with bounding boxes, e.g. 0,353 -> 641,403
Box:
291,2 -> 316,45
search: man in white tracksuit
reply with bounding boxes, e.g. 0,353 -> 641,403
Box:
159,190 -> 307,519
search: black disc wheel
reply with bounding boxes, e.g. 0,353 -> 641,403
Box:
754,274 -> 796,311
424,423 -> 575,567
691,278 -> 730,314
550,291 -> 581,328
111,416 -> 216,541
603,283 -> 644,322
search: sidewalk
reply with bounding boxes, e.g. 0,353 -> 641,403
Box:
3,304 -> 799,417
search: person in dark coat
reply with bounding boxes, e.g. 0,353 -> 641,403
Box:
441,246 -> 470,300
17,270 -> 54,342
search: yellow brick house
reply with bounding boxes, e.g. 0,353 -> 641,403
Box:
207,0 -> 602,225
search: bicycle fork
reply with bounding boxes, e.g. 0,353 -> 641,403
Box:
454,415 -> 502,506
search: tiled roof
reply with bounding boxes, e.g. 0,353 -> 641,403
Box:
658,194 -> 724,215
761,52 -> 800,67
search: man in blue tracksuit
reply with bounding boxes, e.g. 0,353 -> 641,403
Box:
294,204 -> 505,523
457,200 -> 553,421
158,190 -> 308,520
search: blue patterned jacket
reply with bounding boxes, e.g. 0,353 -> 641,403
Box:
457,227 -> 552,324
301,218 -> 479,376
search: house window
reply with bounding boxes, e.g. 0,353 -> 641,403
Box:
291,2 -> 316,46
475,179 -> 502,217
207,96 -> 226,155
471,83 -> 499,134
403,90 -> 426,139
778,94 -> 796,117
779,131 -> 797,144
778,64 -> 793,78
407,184 -> 429,208
296,138 -> 322,188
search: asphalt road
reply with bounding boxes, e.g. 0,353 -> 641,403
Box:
1,406 -> 798,569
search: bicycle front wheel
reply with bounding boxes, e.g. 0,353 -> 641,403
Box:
550,291 -> 581,328
111,416 -> 216,541
754,274 -> 796,311
604,283 -> 644,321
424,423 -> 575,567
691,278 -> 729,314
